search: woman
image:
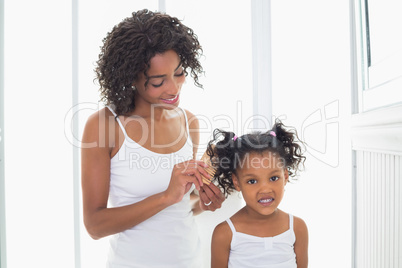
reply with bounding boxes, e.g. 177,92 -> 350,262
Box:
81,9 -> 224,267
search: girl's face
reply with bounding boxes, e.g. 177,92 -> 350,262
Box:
133,49 -> 185,109
232,151 -> 289,217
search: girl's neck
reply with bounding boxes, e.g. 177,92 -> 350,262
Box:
233,208 -> 289,238
243,206 -> 281,222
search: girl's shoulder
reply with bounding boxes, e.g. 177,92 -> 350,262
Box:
212,220 -> 233,247
211,220 -> 233,266
214,220 -> 232,235
278,210 -> 307,232
292,214 -> 308,236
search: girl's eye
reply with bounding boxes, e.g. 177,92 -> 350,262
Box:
247,179 -> 257,184
270,176 -> 279,182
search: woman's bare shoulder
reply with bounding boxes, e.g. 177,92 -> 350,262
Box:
82,107 -> 119,149
183,109 -> 199,128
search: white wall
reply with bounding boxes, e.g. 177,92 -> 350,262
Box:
271,1 -> 352,267
4,1 -> 75,267
0,0 -> 6,266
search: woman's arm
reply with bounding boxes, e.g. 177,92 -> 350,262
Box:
186,109 -> 225,213
81,109 -> 207,240
294,216 -> 309,268
211,221 -> 232,268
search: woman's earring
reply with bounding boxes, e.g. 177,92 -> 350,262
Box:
131,85 -> 136,91
237,191 -> 243,199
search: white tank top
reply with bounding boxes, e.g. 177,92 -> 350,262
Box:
106,107 -> 201,268
226,214 -> 297,268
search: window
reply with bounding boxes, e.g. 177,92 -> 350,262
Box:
354,0 -> 402,111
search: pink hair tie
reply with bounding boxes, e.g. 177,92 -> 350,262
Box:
269,131 -> 276,137
233,135 -> 238,141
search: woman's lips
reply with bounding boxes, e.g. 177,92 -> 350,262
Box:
161,95 -> 179,104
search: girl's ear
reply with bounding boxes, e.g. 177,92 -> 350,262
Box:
284,168 -> 289,184
232,173 -> 241,191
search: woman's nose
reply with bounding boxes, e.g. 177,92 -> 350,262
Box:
166,78 -> 182,95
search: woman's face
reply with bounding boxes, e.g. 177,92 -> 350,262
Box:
133,49 -> 185,110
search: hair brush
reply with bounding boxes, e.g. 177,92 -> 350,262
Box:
200,145 -> 217,185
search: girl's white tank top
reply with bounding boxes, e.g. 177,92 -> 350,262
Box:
227,214 -> 297,268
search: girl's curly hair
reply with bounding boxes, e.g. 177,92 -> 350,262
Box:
95,9 -> 203,116
207,119 -> 306,197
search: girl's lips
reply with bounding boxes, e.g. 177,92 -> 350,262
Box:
258,198 -> 274,206
161,95 -> 179,104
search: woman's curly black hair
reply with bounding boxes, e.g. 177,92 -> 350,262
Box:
207,119 -> 306,197
95,9 -> 203,116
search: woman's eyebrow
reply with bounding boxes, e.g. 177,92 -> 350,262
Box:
174,61 -> 183,71
148,62 -> 182,79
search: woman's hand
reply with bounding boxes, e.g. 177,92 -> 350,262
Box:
198,183 -> 225,211
164,160 -> 210,204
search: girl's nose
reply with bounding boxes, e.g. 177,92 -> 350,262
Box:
259,182 -> 273,193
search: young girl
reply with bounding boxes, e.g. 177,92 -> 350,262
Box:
209,120 -> 308,268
